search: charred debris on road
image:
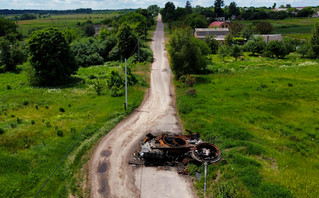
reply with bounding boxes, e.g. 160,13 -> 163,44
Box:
129,130 -> 222,193
129,130 -> 222,168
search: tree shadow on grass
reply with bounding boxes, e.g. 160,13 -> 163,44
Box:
31,76 -> 85,89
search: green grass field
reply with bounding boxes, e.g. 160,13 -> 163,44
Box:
239,17 -> 319,39
174,53 -> 319,197
0,60 -> 150,197
15,13 -> 117,37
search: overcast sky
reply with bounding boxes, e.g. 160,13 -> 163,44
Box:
0,0 -> 318,10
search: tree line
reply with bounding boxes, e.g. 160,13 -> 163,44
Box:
0,7 -> 157,89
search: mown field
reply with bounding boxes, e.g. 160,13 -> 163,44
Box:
239,17 -> 319,39
0,60 -> 150,197
174,53 -> 319,197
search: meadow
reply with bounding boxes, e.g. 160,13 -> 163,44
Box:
0,60 -> 150,197
239,17 -> 319,39
174,53 -> 319,197
15,13 -> 117,38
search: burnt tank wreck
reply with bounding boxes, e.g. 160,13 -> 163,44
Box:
129,131 -> 222,166
129,131 -> 222,193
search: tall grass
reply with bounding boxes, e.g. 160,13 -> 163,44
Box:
0,61 -> 150,197
174,53 -> 319,197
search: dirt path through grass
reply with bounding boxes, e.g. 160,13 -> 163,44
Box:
89,14 -> 196,198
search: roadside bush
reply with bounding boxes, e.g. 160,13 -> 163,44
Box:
106,66 -> 136,97
185,74 -> 196,87
0,128 -> 4,135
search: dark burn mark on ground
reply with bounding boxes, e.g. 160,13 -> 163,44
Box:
98,177 -> 108,194
98,162 -> 107,173
101,150 -> 111,157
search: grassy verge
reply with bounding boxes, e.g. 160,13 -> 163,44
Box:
0,59 -> 150,197
174,53 -> 319,197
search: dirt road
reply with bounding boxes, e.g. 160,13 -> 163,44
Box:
89,15 -> 196,198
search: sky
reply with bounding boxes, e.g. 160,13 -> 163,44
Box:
0,0 -> 318,10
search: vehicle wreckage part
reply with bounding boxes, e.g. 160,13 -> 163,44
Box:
191,143 -> 222,164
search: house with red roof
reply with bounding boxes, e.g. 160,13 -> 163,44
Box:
209,21 -> 231,29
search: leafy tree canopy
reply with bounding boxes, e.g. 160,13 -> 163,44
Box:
184,13 -> 207,29
116,23 -> 138,59
28,28 -> 78,85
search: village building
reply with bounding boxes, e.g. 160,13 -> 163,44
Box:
209,21 -> 231,28
253,34 -> 283,43
194,28 -> 229,41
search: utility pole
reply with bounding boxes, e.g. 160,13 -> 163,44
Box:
125,58 -> 128,110
138,38 -> 140,62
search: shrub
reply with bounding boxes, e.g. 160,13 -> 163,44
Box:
93,79 -> 104,95
297,41 -> 310,58
117,23 -> 138,59
28,28 -> 78,86
17,117 -> 22,124
256,21 -> 273,34
6,85 -> 11,90
215,181 -> 238,198
31,120 -> 35,125
218,45 -> 230,62
0,128 -> 4,135
111,87 -> 124,97
186,88 -> 196,96
23,100 -> 29,106
231,45 -> 242,60
70,38 -> 105,67
35,104 -> 39,110
0,38 -> 26,72
264,40 -> 289,59
57,130 -> 64,137
185,75 -> 196,87
59,107 -> 65,112
245,36 -> 266,55
205,36 -> 219,54
10,123 -> 17,128
46,121 -> 52,128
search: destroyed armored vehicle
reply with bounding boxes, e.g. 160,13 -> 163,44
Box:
129,131 -> 222,166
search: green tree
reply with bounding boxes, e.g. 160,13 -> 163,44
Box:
0,38 -> 26,72
214,0 -> 224,17
205,35 -> 219,54
256,21 -> 273,34
119,12 -> 147,37
117,23 -> 138,59
264,40 -> 289,58
230,22 -> 244,37
161,2 -> 176,22
186,1 -> 192,13
169,28 -> 206,79
246,36 -> 266,55
82,22 -> 95,37
218,45 -> 230,62
297,41 -> 310,58
0,18 -> 22,41
184,13 -> 207,29
224,34 -> 233,46
147,5 -> 160,16
310,23 -> 319,58
229,2 -> 240,17
28,28 -> 78,86
62,28 -> 81,44
231,45 -> 242,60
